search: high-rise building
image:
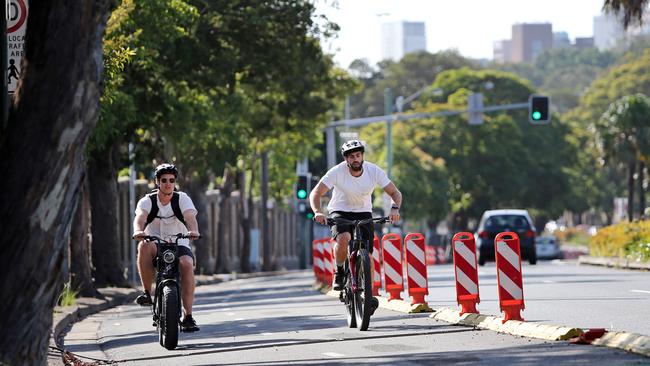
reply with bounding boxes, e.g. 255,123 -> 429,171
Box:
493,40 -> 513,63
593,14 -> 624,50
574,37 -> 595,49
381,21 -> 426,61
511,23 -> 553,62
553,32 -> 571,49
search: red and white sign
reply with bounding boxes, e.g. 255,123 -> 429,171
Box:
495,232 -> 525,322
404,233 -> 429,305
452,232 -> 480,314
381,233 -> 403,300
322,239 -> 334,288
372,235 -> 381,296
7,0 -> 28,93
312,239 -> 325,285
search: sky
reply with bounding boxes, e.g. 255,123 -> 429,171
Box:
314,0 -> 607,68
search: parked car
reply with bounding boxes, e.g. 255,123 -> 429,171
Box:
535,235 -> 562,260
474,209 -> 537,265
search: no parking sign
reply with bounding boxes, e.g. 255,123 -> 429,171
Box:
7,0 -> 28,93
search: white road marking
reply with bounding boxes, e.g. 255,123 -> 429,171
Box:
630,289 -> 650,294
323,352 -> 345,358
261,332 -> 274,336
244,324 -> 257,328
542,280 -> 556,284
234,318 -> 245,321
226,312 -> 235,316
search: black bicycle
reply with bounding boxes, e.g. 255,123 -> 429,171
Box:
325,216 -> 389,331
142,233 -> 195,350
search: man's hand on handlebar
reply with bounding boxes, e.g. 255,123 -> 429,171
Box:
132,230 -> 146,241
313,212 -> 326,225
187,231 -> 201,240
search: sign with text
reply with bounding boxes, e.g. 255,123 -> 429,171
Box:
7,0 -> 28,93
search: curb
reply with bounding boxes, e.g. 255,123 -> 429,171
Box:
578,256 -> 650,271
430,307 -> 582,341
592,331 -> 650,357
317,284 -> 433,314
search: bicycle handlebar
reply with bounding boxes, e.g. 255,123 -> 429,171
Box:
137,233 -> 201,243
325,216 -> 389,227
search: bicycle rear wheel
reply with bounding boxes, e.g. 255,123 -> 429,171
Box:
354,248 -> 373,330
344,260 -> 357,328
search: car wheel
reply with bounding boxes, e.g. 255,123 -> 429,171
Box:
528,250 -> 537,265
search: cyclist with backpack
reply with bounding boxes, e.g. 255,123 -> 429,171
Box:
132,163 -> 201,332
310,140 -> 402,291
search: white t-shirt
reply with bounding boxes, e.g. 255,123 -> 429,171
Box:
136,191 -> 197,248
320,161 -> 391,213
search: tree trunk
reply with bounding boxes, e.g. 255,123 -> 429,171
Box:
183,175 -> 212,275
639,161 -> 646,218
88,146 -> 129,287
0,2 -> 110,364
238,165 -> 252,273
69,173 -> 101,298
261,152 -> 272,271
215,167 -> 234,273
628,160 -> 636,222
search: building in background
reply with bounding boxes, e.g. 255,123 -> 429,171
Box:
381,21 -> 426,61
553,31 -> 571,49
593,14 -> 624,50
511,23 -> 553,62
574,37 -> 595,49
493,39 -> 513,62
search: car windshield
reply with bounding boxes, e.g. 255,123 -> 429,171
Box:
484,215 -> 529,229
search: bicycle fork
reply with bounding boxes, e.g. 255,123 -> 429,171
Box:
349,250 -> 358,292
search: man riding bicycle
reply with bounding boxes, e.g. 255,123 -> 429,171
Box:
310,140 -> 402,291
132,163 -> 201,332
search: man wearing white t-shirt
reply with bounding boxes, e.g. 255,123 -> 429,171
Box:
132,163 -> 201,332
310,140 -> 402,291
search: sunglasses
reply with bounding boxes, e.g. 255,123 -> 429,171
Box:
160,178 -> 175,184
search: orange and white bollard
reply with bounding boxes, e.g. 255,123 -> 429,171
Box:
313,239 -> 325,285
404,233 -> 429,305
452,232 -> 480,315
382,233 -> 404,300
495,232 -> 525,323
322,239 -> 334,289
372,236 -> 382,296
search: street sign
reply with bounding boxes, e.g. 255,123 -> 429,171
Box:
7,0 -> 28,94
468,92 -> 484,125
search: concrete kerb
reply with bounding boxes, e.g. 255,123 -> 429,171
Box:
592,331 -> 650,357
317,284 -> 433,314
430,307 -> 582,341
578,256 -> 650,271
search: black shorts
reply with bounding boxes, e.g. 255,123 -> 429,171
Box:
152,245 -> 194,268
329,211 -> 374,244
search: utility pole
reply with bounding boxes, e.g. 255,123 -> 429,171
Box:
1,0 -> 9,129
384,87 -> 393,179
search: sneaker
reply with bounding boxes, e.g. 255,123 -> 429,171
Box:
369,297 -> 379,316
135,291 -> 153,307
180,315 -> 200,332
332,267 -> 345,291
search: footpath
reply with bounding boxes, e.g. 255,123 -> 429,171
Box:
47,271 -> 290,365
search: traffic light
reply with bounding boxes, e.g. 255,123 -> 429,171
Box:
305,206 -> 314,220
529,95 -> 550,124
296,175 -> 308,200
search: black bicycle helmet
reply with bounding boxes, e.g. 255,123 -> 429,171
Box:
341,139 -> 365,157
154,163 -> 178,179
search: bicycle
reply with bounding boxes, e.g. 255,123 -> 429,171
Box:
325,216 -> 389,331
141,233 -> 196,350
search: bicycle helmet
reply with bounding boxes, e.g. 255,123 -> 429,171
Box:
154,163 -> 178,179
341,139 -> 365,157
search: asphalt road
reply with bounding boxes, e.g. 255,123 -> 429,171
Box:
62,270 -> 649,365
419,260 -> 650,335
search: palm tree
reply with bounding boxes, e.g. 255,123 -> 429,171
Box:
597,94 -> 650,221
603,0 -> 650,29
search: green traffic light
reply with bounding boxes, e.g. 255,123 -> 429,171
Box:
306,212 -> 314,219
532,111 -> 541,120
297,189 -> 307,199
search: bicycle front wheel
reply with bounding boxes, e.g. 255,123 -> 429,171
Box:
344,260 -> 357,328
354,248 -> 373,331
159,285 -> 179,350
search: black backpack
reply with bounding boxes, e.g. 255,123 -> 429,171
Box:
145,191 -> 187,228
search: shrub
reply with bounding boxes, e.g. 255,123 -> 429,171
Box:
590,220 -> 650,261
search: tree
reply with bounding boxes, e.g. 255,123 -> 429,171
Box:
597,94 -> 650,220
0,1 -> 111,364
603,0 -> 649,29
